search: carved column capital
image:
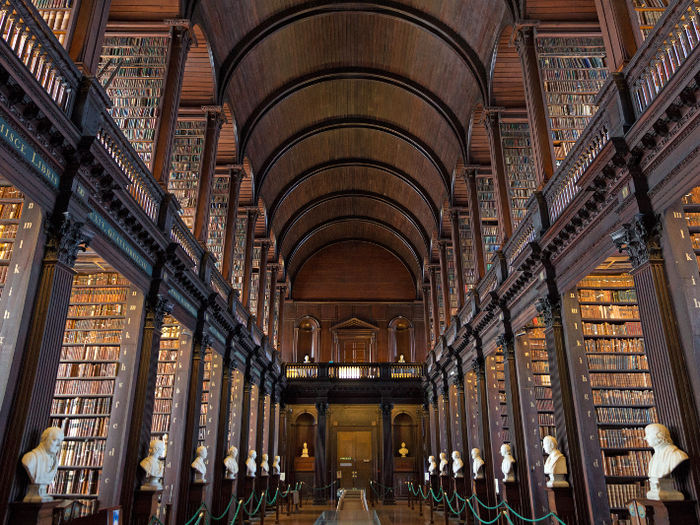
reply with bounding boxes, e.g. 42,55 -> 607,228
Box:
536,296 -> 562,328
427,264 -> 438,277
259,239 -> 271,252
316,402 -> 329,416
472,356 -> 485,376
497,333 -> 514,358
511,21 -> 538,53
44,212 -> 95,266
229,164 -> 246,184
611,213 -> 663,269
246,207 -> 260,222
150,295 -> 173,332
380,401 -> 394,415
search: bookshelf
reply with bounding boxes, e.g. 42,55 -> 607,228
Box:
458,215 -> 476,289
576,269 -> 655,523
231,216 -> 247,295
0,185 -> 24,300
207,174 -> 230,268
495,349 -> 510,446
629,0 -> 670,40
167,117 -> 206,232
151,316 -> 182,458
99,35 -> 170,170
682,186 -> 700,273
477,175 -> 500,269
49,271 -> 131,515
228,369 -> 244,453
536,36 -> 609,166
500,121 -> 537,228
199,349 -> 213,448
30,0 -> 76,46
436,270 -> 445,334
249,247 -> 261,317
528,321 -> 556,445
446,247 -> 459,317
271,286 -> 280,347
262,268 -> 271,335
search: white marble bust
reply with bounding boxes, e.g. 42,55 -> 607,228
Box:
246,450 -> 257,477
140,439 -> 165,490
272,455 -> 280,475
471,448 -> 484,480
21,426 -> 64,502
428,455 -> 437,476
192,445 -> 207,483
260,453 -> 270,476
301,443 -> 309,458
645,423 -> 689,501
543,436 -> 568,488
500,444 -> 515,482
398,354 -> 406,363
451,451 -> 464,478
224,446 -> 238,480
399,443 -> 408,457
439,452 -> 448,476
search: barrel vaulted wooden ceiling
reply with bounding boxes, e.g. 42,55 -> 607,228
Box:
110,0 -> 600,295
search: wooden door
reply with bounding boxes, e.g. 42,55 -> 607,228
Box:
336,431 -> 373,490
342,341 -> 367,362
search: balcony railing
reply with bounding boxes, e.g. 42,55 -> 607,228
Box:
285,362 -> 424,380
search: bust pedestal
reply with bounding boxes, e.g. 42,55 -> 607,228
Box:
243,476 -> 256,524
220,479 -> 237,523
133,488 -> 162,525
546,486 -> 576,525
429,475 -> 440,510
9,500 -> 61,525
471,478 -> 494,523
499,480 -> 520,513
187,482 -> 209,524
647,477 -> 684,501
453,477 -> 467,524
627,498 -> 698,525
269,474 -> 280,495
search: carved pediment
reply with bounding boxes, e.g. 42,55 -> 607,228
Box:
330,317 -> 379,333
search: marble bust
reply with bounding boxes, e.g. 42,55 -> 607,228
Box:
260,453 -> 270,476
451,451 -> 464,478
272,455 -> 280,475
192,446 -> 207,483
398,354 -> 406,363
224,446 -> 238,480
21,426 -> 64,502
140,439 -> 165,490
500,444 -> 515,482
428,455 -> 437,476
439,452 -> 448,476
645,423 -> 689,500
543,436 -> 568,488
471,448 -> 484,480
399,443 -> 408,457
303,355 -> 310,363
246,450 -> 257,477
301,443 -> 309,457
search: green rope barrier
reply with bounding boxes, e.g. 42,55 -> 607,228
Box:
229,500 -> 243,525
312,481 -> 337,491
266,488 -> 279,506
428,488 -> 443,502
183,504 -> 206,525
148,517 -> 166,525
369,481 -> 393,498
464,499 -> 503,525
468,494 -> 568,524
205,494 -> 237,521
243,489 -> 267,516
444,492 -> 467,516
468,494 -> 502,511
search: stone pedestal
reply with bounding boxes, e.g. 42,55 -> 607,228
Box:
220,479 -> 236,523
546,486 -> 576,525
500,481 -> 520,512
628,498 -> 698,525
132,489 -> 162,525
472,478 -> 494,523
9,500 -> 61,525
187,482 -> 209,524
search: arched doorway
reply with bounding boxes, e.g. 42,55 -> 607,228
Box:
389,316 -> 415,362
293,316 -> 320,362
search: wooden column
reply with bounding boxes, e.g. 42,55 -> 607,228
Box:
428,266 -> 441,342
276,284 -> 287,351
268,389 -> 278,459
498,333 -> 532,519
120,296 -> 173,525
174,331 -> 210,525
462,169 -> 486,280
482,109 -> 513,242
612,213 -> 700,504
314,402 -> 328,504
512,24 -> 555,184
241,208 -> 259,308
194,106 -> 223,246
421,284 -> 432,352
0,214 -> 93,522
151,22 -> 192,188
454,376 -> 469,462
536,296 -> 592,525
472,357 -> 498,510
448,210 -> 465,308
256,241 -> 271,326
431,393 -> 441,459
422,403 -> 433,474
593,0 -> 638,70
437,241 -> 451,327
440,381 -> 453,456
67,0 -> 112,75
212,349 -> 235,516
222,166 -> 245,282
256,379 -> 268,460
267,265 -> 279,337
381,401 -> 395,504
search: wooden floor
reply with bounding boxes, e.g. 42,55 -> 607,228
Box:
272,501 -> 442,525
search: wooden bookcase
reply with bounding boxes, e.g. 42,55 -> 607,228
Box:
477,174 -> 500,269
446,246 -> 458,317
527,323 -> 556,443
271,286 -> 280,347
628,0 -> 670,40
435,271 -> 445,334
682,186 -> 700,273
500,121 -> 537,228
249,246 -> 261,317
30,0 -> 77,46
207,174 -> 230,269
496,349 -> 510,446
0,185 -> 24,300
49,270 -> 143,516
99,35 -> 170,170
199,349 -> 214,448
231,216 -> 247,295
167,117 -> 206,232
458,215 -> 476,289
151,316 -> 181,451
262,268 -> 271,335
536,35 -> 609,166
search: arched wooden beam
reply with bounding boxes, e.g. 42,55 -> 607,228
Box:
276,190 -> 432,257
290,238 -> 420,296
267,158 -> 440,233
254,117 -> 451,201
238,67 -> 468,162
286,217 -> 423,283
